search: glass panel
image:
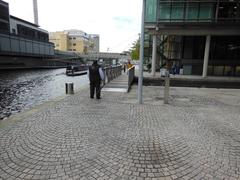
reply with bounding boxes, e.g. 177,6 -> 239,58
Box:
218,2 -> 239,21
158,3 -> 171,22
186,3 -> 199,21
145,0 -> 157,22
171,3 -> 184,21
213,66 -> 224,76
236,66 -> 240,76
199,3 -> 214,21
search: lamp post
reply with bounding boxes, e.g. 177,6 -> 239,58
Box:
138,0 -> 145,104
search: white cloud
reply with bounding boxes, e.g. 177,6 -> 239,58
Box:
4,0 -> 142,52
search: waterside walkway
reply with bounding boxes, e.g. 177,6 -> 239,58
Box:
0,85 -> 240,179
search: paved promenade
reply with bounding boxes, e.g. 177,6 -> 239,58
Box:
0,85 -> 240,180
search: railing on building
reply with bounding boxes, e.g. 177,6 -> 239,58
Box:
0,33 -> 54,57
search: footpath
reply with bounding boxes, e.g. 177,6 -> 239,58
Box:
0,85 -> 240,180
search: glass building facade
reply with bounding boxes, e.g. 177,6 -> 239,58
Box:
144,0 -> 240,76
145,0 -> 240,23
0,0 -> 10,33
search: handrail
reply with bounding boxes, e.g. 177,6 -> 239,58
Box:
102,65 -> 122,86
127,66 -> 135,92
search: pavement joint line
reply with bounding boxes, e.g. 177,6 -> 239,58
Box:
0,85 -> 240,179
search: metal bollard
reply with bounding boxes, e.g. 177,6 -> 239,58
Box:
65,82 -> 74,94
164,71 -> 170,104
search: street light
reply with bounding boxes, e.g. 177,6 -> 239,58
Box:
138,0 -> 145,104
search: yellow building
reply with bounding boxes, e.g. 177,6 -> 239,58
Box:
49,32 -> 68,51
49,29 -> 99,54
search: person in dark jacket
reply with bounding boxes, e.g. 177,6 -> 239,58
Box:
88,60 -> 104,99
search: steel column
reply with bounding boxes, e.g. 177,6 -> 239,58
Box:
202,35 -> 211,78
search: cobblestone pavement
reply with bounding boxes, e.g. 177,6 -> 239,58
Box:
0,85 -> 240,180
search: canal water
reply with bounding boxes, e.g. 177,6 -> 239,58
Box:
0,68 -> 89,120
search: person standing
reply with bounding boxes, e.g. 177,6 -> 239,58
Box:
88,60 -> 104,99
127,61 -> 133,69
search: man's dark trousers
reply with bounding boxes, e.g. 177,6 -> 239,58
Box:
90,81 -> 101,99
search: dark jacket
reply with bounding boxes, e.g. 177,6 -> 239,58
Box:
89,64 -> 101,82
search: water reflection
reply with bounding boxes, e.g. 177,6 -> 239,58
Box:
0,69 -> 89,120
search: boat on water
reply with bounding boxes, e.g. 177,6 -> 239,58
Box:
66,65 -> 88,76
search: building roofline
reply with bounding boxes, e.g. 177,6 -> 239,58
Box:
0,0 -> 8,6
10,15 -> 39,28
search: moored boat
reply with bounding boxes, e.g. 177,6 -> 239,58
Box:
66,65 -> 88,76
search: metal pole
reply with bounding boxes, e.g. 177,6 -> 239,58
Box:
138,0 -> 145,104
202,35 -> 211,78
164,71 -> 170,104
151,34 -> 157,77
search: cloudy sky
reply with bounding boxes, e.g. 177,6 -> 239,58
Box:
4,0 -> 142,53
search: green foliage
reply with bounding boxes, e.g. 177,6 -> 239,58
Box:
130,39 -> 140,60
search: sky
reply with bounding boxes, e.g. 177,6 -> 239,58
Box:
4,0 -> 142,53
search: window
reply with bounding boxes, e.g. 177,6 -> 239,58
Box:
171,2 -> 184,21
157,1 -> 216,23
12,28 -> 16,34
186,3 -> 199,21
145,0 -> 157,22
199,3 -> 214,21
158,2 -> 171,21
73,43 -> 76,46
218,2 -> 240,21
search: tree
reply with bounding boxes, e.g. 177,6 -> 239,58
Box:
130,38 -> 140,60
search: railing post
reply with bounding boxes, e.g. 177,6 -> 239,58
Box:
164,71 -> 170,104
127,66 -> 135,92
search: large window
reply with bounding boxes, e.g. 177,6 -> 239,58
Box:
171,2 -> 184,21
218,1 -> 240,21
186,3 -> 198,21
157,1 -> 215,22
145,0 -> 157,22
17,24 -> 49,42
210,36 -> 240,61
199,3 -> 214,21
158,2 -> 171,22
182,36 -> 205,60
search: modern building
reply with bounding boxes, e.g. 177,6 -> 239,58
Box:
88,34 -> 100,53
0,0 -> 10,33
144,0 -> 240,77
49,30 -> 100,54
0,0 -> 66,69
9,16 -> 49,42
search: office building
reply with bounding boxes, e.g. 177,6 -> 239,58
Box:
0,0 -> 10,33
145,0 -> 240,76
49,30 -> 100,54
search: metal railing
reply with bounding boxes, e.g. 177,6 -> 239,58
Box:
101,65 -> 135,92
102,65 -> 122,86
127,66 -> 135,92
